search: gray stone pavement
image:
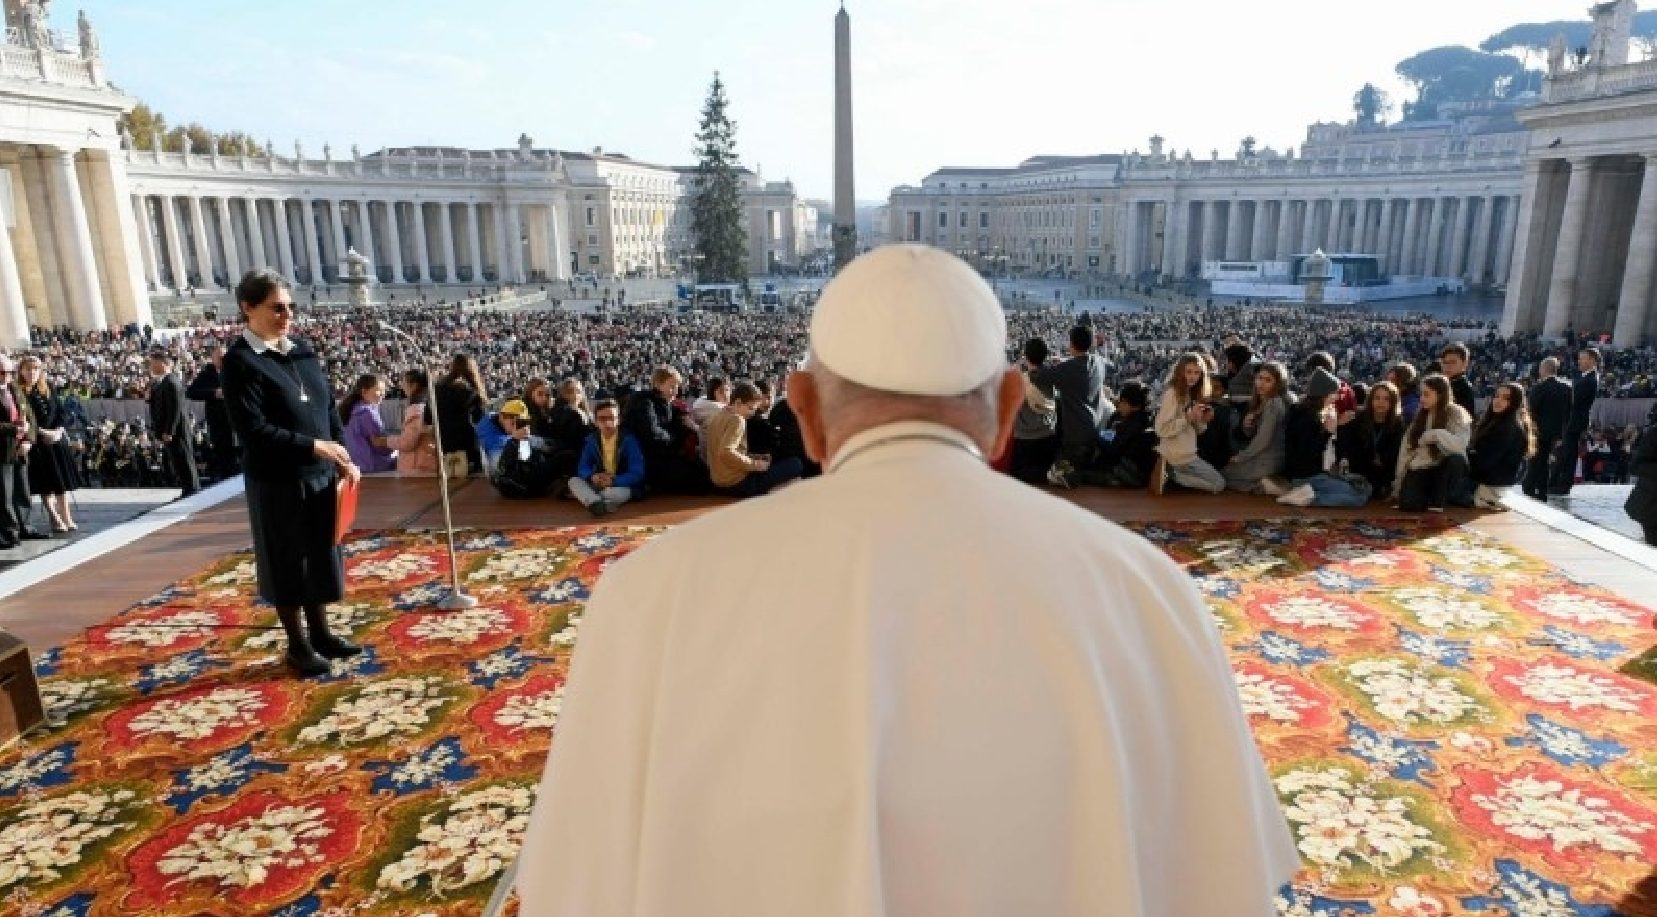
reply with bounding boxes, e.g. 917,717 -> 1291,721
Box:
0,489 -> 180,571
1542,484 -> 1648,543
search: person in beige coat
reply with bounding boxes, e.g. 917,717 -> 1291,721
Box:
1395,373 -> 1471,512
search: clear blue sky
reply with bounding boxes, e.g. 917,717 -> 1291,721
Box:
80,0 -> 1597,201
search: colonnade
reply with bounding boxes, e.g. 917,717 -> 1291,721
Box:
1121,193 -> 1522,286
0,144 -> 150,345
131,193 -> 570,292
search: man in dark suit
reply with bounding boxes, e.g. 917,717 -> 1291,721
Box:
186,344 -> 238,482
1524,356 -> 1573,499
1550,347 -> 1600,496
147,349 -> 200,498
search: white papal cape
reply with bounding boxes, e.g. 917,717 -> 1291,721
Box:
519,422 -> 1299,916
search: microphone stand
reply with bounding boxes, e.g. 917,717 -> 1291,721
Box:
379,321 -> 478,611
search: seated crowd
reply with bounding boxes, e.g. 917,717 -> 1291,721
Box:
316,325 -> 1608,522
1026,332 -> 1566,514
339,357 -> 815,515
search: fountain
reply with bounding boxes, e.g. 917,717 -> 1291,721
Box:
341,247 -> 376,308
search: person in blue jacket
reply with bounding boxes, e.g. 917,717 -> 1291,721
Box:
570,398 -> 646,517
476,399 -> 538,471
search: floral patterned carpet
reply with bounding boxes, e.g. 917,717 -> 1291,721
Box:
0,519 -> 1653,916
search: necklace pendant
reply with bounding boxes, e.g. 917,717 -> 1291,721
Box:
300,391 -> 310,403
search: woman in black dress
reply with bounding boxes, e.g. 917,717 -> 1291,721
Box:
430,354 -> 486,476
16,355 -> 80,532
221,270 -> 363,678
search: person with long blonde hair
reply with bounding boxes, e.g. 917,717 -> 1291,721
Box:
1152,352 -> 1225,493
16,355 -> 79,532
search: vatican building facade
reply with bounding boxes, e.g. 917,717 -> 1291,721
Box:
0,5 -> 819,347
3,1 -> 1657,348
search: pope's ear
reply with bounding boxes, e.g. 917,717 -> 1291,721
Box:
989,367 -> 1024,461
787,371 -> 829,465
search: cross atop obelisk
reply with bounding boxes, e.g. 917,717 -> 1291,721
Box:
833,2 -> 858,269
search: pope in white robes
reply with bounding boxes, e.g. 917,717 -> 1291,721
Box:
518,245 -> 1300,916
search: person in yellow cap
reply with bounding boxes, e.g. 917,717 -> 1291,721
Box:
518,244 -> 1298,917
475,398 -> 538,473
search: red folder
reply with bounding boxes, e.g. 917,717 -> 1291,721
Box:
334,477 -> 360,544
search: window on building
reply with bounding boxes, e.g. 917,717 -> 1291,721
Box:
1090,209 -> 1102,229
938,212 -> 948,228
979,212 -> 989,229
586,207 -> 596,227
959,211 -> 968,227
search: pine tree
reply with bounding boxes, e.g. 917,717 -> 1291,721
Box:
690,73 -> 748,285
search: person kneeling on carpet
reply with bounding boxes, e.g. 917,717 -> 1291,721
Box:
570,399 -> 646,517
1091,380 -> 1158,488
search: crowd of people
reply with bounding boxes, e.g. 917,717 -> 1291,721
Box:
5,297 -> 1657,541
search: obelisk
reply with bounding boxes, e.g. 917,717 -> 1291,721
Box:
833,2 -> 858,269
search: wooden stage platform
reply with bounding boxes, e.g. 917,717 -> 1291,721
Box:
4,475 -> 1653,653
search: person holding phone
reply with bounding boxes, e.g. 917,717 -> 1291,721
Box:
221,269 -> 363,678
1152,353 -> 1226,493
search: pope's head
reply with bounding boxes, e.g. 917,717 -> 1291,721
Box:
786,245 -> 1022,467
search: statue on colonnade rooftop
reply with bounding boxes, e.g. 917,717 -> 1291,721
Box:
77,8 -> 97,58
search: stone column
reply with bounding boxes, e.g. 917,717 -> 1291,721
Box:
301,199 -> 323,286
1502,164 -> 1549,336
1241,200 -> 1264,260
1399,198 -> 1422,275
1613,154 -> 1657,346
1423,198 -> 1448,276
411,202 -> 432,283
1375,200 -> 1396,272
1467,197 -> 1495,285
1274,201 -> 1296,258
505,203 -> 525,282
438,202 -> 457,282
188,196 -> 217,289
0,206 -> 31,347
328,201 -> 347,279
216,197 -> 241,284
1544,158 -> 1596,336
1301,200 -> 1318,253
1201,201 -> 1222,262
133,195 -> 160,290
245,197 -> 267,269
45,148 -> 107,330
544,202 -> 567,280
356,201 -> 376,266
466,203 -> 485,281
1160,200 -> 1182,278
1495,196 -> 1520,286
1122,201 -> 1143,275
83,151 -> 151,328
1224,199 -> 1247,260
272,200 -> 296,277
159,196 -> 189,290
384,201 -> 405,283
1447,197 -> 1475,281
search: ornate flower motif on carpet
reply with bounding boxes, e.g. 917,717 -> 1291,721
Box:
0,525 -> 657,916
0,518 -> 1653,915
